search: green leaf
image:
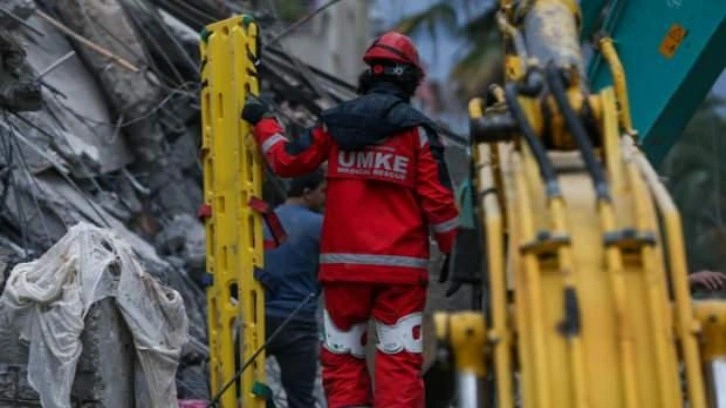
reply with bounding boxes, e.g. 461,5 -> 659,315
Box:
393,2 -> 499,100
459,6 -> 498,38
662,93 -> 726,270
394,4 -> 458,39
449,36 -> 502,99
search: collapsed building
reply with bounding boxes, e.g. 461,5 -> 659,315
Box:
0,0 -> 471,405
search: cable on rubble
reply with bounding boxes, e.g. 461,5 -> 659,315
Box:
0,6 -> 44,37
129,0 -> 200,79
5,111 -> 113,228
263,0 -> 348,50
0,124 -> 14,209
207,292 -> 317,408
35,10 -> 140,73
5,119 -> 56,245
0,116 -> 27,256
50,83 -> 195,131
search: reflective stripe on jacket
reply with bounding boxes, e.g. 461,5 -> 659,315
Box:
252,89 -> 458,284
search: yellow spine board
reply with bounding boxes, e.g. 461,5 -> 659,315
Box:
200,15 -> 266,408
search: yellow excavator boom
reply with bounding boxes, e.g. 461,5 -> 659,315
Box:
433,0 -> 726,406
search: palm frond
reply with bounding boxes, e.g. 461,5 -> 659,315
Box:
394,3 -> 458,40
449,40 -> 503,99
392,2 -> 503,100
459,5 -> 499,39
662,93 -> 726,269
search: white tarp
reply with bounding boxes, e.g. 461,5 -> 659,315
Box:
0,222 -> 189,407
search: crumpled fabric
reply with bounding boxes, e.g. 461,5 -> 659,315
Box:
0,222 -> 189,407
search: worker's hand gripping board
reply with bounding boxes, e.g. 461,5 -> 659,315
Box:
200,15 -> 268,408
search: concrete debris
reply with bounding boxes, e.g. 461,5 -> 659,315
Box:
0,0 -> 36,30
147,0 -> 228,30
155,214 -> 205,283
159,10 -> 202,50
0,31 -> 41,112
0,302 -> 137,406
121,1 -> 200,83
22,10 -> 133,175
145,156 -> 204,217
0,223 -> 188,407
44,0 -> 166,163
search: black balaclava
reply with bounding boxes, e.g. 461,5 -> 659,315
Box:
356,60 -> 423,99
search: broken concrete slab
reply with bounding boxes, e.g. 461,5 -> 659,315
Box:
0,223 -> 189,407
0,0 -> 36,30
0,30 -> 41,112
43,0 -> 165,163
144,157 -> 204,217
0,172 -> 71,250
70,300 -> 138,406
155,214 -> 205,282
0,300 -> 140,407
1,172 -> 208,351
121,1 -> 200,84
22,12 -> 133,175
0,113 -> 73,176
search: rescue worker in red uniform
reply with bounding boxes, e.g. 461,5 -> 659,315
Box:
242,32 -> 459,408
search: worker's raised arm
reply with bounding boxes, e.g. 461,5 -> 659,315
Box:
414,126 -> 459,254
242,96 -> 331,177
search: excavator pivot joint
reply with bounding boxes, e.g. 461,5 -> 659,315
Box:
603,228 -> 656,250
470,112 -> 519,143
520,230 -> 571,257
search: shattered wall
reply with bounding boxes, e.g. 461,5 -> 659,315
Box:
0,300 -> 136,407
0,0 -> 209,402
46,0 -> 165,163
0,0 -> 334,404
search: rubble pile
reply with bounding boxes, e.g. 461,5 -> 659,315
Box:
0,0 -> 471,405
0,0 -> 237,401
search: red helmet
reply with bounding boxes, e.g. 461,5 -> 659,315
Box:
363,32 -> 423,75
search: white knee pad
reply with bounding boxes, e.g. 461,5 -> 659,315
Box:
322,309 -> 367,359
375,312 -> 423,354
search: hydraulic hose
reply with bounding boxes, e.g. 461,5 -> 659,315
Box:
504,83 -> 561,198
544,63 -> 611,202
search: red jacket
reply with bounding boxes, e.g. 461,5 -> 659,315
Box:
252,90 -> 458,284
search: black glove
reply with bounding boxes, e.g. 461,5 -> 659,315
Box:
442,228 -> 484,298
445,265 -> 481,298
443,253 -> 465,298
437,254 -> 463,297
438,254 -> 451,284
241,94 -> 272,125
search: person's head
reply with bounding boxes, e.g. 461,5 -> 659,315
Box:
286,169 -> 326,212
360,31 -> 424,96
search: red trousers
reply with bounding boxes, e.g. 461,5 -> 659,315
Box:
321,282 -> 427,408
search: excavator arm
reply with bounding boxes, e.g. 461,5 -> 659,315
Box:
585,0 -> 726,166
431,0 -> 726,407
